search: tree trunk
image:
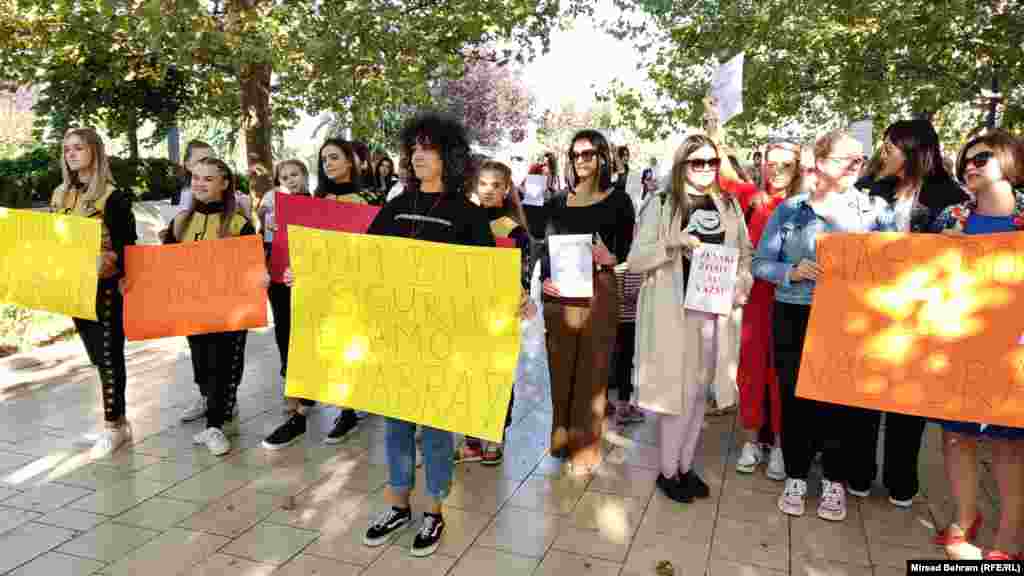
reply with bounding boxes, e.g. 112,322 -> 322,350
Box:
240,62 -> 273,201
127,110 -> 140,160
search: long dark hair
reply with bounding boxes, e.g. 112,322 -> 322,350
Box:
668,134 -> 723,221
314,138 -> 362,198
174,157 -> 240,240
375,156 -> 396,191
883,119 -> 950,193
567,129 -> 613,191
398,112 -> 472,198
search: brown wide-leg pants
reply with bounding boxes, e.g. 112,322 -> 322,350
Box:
544,271 -> 618,470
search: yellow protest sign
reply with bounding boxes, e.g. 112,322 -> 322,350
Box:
286,226 -> 521,442
0,208 -> 100,320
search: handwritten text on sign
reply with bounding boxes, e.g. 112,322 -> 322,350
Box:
269,193 -> 380,282
123,236 -> 268,340
286,227 -> 522,442
0,208 -> 100,320
797,233 -> 1024,427
684,244 -> 739,315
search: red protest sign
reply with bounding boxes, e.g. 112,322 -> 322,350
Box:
269,193 -> 380,282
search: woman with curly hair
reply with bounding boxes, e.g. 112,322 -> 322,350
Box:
360,112 -> 496,557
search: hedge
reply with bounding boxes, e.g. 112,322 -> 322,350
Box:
0,147 -> 183,207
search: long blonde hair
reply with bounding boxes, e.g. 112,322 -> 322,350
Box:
51,128 -> 115,216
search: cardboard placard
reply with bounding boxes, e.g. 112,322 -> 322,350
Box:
797,232 -> 1024,427
269,193 -> 380,282
0,208 -> 100,319
285,227 -> 521,441
684,244 -> 739,315
123,236 -> 268,340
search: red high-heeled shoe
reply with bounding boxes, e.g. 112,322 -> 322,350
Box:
934,514 -> 983,546
983,550 -> 1013,561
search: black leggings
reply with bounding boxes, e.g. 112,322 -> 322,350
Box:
267,281 -> 314,407
186,331 -> 247,429
613,322 -> 636,402
73,282 -> 127,423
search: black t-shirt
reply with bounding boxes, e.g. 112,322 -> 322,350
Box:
681,193 -> 725,284
367,188 -> 495,248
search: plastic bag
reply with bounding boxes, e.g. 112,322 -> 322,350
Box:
513,261 -> 551,410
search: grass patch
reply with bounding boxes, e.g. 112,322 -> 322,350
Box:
0,304 -> 77,358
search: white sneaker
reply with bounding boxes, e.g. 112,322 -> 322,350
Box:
89,425 -> 132,459
778,478 -> 807,516
194,427 -> 231,456
818,479 -> 847,521
180,397 -> 207,422
766,446 -> 786,481
889,495 -> 915,508
736,442 -> 762,474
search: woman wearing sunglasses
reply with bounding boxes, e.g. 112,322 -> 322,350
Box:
540,129 -> 635,474
735,139 -> 804,481
753,130 -> 895,522
930,129 -> 1024,560
844,119 -> 969,509
628,134 -> 753,502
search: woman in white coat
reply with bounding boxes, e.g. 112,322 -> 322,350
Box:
628,134 -> 753,502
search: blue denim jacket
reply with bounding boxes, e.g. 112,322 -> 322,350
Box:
753,189 -> 896,305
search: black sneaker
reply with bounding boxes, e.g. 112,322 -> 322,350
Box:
324,410 -> 358,444
363,507 -> 412,547
682,470 -> 710,499
261,413 -> 306,450
656,473 -> 693,503
411,512 -> 445,557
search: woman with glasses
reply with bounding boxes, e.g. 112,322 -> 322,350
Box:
628,134 -> 753,502
735,139 -> 804,481
845,119 -> 969,508
754,130 -> 894,522
540,129 -> 635,474
930,130 -> 1024,560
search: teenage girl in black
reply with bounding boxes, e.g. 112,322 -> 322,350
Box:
164,157 -> 257,456
52,128 -> 137,459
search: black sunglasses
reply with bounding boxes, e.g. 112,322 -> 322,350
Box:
686,158 -> 721,171
570,150 -> 598,163
964,150 -> 994,170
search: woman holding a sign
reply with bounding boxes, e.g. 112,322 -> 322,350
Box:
164,157 -> 256,456
931,130 -> 1024,560
845,119 -> 969,509
628,134 -> 753,503
541,129 -> 635,475
753,130 -> 893,522
360,113 -> 496,558
52,128 -> 137,459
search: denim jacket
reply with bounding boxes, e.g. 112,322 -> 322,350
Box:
752,189 -> 895,305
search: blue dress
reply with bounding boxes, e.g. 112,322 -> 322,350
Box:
939,213 -> 1024,439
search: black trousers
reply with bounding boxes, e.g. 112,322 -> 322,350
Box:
267,281 -> 315,408
186,330 -> 247,429
73,281 -> 127,423
613,322 -> 636,402
845,408 -> 926,499
774,301 -> 848,481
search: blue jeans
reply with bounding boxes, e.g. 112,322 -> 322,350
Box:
385,418 -> 454,501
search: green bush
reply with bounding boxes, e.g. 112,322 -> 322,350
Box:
0,147 -> 181,207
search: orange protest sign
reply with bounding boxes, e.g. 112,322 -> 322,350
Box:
797,232 -> 1024,427
122,236 -> 268,340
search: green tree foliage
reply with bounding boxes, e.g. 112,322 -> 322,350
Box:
0,0 -> 581,196
601,0 -> 1024,145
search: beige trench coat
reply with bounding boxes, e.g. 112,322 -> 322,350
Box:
627,191 -> 753,416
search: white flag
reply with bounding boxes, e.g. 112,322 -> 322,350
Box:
711,53 -> 745,125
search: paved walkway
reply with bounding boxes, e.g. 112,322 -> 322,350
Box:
0,202 -> 998,575
0,327 -> 994,576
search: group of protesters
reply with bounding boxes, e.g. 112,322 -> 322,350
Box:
49,110 -> 1024,559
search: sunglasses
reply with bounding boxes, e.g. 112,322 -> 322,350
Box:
686,158 -> 721,171
570,150 -> 598,163
826,155 -> 865,172
766,162 -> 796,172
964,150 -> 994,170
